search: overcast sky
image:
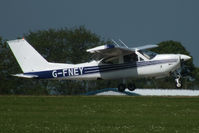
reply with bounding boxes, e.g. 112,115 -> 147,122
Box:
0,0 -> 198,66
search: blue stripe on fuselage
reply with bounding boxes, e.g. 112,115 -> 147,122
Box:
24,59 -> 178,79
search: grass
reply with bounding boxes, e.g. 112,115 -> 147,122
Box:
0,96 -> 199,133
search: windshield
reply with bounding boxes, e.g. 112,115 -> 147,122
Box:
139,50 -> 157,59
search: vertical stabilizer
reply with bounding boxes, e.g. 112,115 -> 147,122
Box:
7,39 -> 49,72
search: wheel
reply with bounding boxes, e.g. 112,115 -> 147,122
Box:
118,84 -> 126,92
127,83 -> 136,91
175,78 -> 182,88
176,82 -> 182,88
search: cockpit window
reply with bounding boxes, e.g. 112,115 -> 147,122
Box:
139,50 -> 157,59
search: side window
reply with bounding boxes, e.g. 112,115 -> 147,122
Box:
124,53 -> 138,63
102,57 -> 119,64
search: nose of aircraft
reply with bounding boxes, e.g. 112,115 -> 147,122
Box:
179,54 -> 191,61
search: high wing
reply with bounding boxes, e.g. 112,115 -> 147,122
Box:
86,44 -> 158,57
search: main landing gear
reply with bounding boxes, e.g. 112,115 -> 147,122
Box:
118,83 -> 136,92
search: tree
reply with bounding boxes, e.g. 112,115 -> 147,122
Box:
24,26 -> 106,94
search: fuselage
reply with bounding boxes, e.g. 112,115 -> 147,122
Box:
7,39 -> 192,89
23,54 -> 184,80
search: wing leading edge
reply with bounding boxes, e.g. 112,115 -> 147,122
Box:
86,44 -> 158,57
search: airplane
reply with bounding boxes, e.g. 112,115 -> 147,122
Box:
7,38 -> 191,92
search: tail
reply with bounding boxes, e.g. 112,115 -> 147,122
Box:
7,39 -> 49,73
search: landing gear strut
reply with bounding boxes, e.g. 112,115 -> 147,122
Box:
117,83 -> 136,92
174,71 -> 182,88
118,84 -> 126,92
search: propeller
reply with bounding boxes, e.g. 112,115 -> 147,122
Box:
179,55 -> 191,77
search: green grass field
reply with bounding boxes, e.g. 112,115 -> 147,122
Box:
0,96 -> 199,133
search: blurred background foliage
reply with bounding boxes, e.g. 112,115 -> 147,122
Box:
0,26 -> 198,95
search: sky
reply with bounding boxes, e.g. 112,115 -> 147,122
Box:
0,0 -> 198,66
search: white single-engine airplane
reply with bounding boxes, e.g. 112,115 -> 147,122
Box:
7,39 -> 191,92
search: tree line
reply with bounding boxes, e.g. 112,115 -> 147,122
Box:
0,26 -> 199,95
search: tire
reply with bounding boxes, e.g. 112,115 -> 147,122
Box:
118,84 -> 126,92
127,83 -> 136,91
176,82 -> 182,88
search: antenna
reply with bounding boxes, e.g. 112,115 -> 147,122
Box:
119,39 -> 128,48
111,39 -> 120,47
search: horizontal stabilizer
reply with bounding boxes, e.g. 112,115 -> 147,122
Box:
11,73 -> 38,78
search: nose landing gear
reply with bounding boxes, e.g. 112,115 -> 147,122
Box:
174,71 -> 182,88
175,76 -> 182,88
